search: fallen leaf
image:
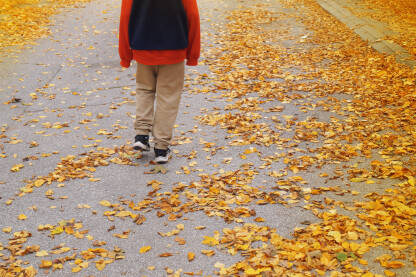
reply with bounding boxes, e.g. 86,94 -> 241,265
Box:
133,214 -> 146,225
99,200 -> 112,207
18,214 -> 27,220
39,260 -> 52,268
144,165 -> 168,174
336,252 -> 347,262
175,237 -> 186,245
188,252 -> 195,261
159,252 -> 173,257
11,164 -> 24,172
2,227 -> 12,233
201,249 -> 215,256
140,246 -> 152,254
384,270 -> 396,277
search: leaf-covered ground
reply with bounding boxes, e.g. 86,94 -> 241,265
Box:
346,0 -> 416,58
0,0 -> 92,50
1,0 -> 416,276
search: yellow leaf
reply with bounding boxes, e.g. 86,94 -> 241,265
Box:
115,211 -> 133,218
385,261 -> 405,269
35,250 -> 49,257
384,270 -> 395,277
245,267 -> 262,275
99,200 -> 111,207
2,227 -> 12,233
289,165 -> 299,173
65,226 -> 74,235
18,214 -> 27,220
347,231 -> 358,240
103,211 -> 116,216
139,246 -> 151,254
34,179 -> 45,187
39,260 -> 52,268
113,233 -> 128,239
188,252 -> 195,261
320,252 -> 333,266
214,262 -> 225,268
50,226 -> 64,235
11,164 -> 24,172
389,244 -> 408,251
72,266 -> 82,273
244,147 -> 257,154
328,230 -> 341,243
95,260 -> 106,271
174,236 -> 186,245
350,177 -> 366,182
201,249 -> 215,256
202,236 -> 219,246
24,266 -> 37,276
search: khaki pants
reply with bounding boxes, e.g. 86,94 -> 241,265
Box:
134,61 -> 184,150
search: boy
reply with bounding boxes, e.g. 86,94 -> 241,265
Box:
119,0 -> 200,163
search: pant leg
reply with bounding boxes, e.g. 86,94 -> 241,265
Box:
152,61 -> 185,149
134,63 -> 157,135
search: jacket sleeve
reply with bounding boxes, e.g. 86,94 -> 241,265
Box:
183,0 -> 200,66
119,0 -> 133,68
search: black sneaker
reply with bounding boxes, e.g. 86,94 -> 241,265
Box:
154,148 -> 170,164
133,135 -> 150,151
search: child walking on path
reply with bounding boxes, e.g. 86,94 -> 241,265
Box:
119,0 -> 200,163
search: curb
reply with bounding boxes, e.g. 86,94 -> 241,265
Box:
316,0 -> 416,69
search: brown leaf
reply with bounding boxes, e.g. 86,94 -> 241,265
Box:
133,214 -> 146,225
159,252 -> 173,257
107,225 -> 115,232
144,165 -> 168,174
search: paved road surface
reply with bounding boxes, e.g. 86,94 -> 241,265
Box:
1,0 -> 414,276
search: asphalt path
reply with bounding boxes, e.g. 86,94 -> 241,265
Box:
0,0 -> 411,276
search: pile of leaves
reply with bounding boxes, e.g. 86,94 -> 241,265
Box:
0,0 -> 92,51
348,0 -> 416,57
1,219 -> 124,276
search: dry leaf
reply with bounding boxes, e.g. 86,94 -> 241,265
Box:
159,252 -> 173,257
35,250 -> 49,257
188,252 -> 195,261
139,246 -> 152,254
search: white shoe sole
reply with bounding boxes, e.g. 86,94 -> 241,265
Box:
155,155 -> 169,164
133,141 -> 150,151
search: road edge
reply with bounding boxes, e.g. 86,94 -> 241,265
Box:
316,0 -> 416,69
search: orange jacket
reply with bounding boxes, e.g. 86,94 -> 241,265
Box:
119,0 -> 200,67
